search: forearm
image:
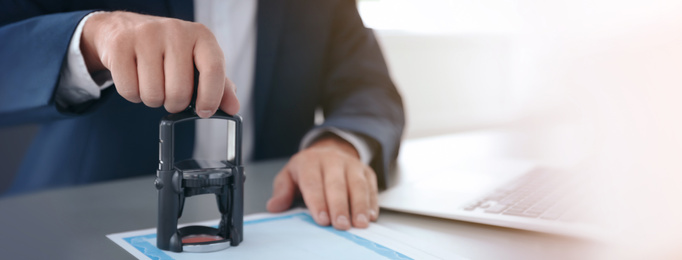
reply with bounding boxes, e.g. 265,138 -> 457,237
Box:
56,12 -> 114,109
0,10 -> 96,126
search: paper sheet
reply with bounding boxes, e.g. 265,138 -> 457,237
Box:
107,209 -> 457,260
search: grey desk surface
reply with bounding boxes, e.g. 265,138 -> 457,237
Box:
0,158 -> 601,260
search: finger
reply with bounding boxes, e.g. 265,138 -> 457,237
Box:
163,41 -> 193,113
137,45 -> 165,108
347,162 -> 370,228
193,31 -> 225,118
294,159 -> 331,226
365,166 -> 380,221
220,77 -> 240,115
323,158 -> 351,230
267,169 -> 296,213
109,45 -> 140,103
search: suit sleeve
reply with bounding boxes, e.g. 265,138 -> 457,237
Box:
0,9 -> 95,126
316,0 -> 405,189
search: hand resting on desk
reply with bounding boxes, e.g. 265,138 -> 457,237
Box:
267,136 -> 380,231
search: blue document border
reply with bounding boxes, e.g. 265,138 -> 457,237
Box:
122,212 -> 412,260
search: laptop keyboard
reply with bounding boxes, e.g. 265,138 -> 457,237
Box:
463,168 -> 586,222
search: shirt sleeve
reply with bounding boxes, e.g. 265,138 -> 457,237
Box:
55,12 -> 114,108
299,127 -> 375,165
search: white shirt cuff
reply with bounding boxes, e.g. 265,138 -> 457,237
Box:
300,127 -> 375,165
56,11 -> 114,108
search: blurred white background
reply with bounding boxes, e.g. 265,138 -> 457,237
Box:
358,0 -> 682,139
359,0 -> 682,258
359,0 -> 525,138
376,32 -> 520,137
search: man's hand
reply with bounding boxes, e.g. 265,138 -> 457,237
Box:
266,136 -> 380,230
80,11 -> 239,117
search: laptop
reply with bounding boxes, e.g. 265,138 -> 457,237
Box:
378,134 -> 606,240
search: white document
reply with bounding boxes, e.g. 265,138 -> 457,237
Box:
107,209 -> 457,260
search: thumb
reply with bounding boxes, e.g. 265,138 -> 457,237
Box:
219,77 -> 240,115
267,169 -> 296,212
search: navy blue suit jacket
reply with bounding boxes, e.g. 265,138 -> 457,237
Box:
0,0 -> 404,196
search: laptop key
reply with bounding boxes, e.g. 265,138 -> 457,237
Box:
503,208 -> 525,214
484,204 -> 508,214
502,210 -> 541,218
509,205 -> 529,211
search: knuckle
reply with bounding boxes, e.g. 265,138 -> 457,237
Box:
117,88 -> 130,96
298,152 -> 314,161
191,22 -> 213,36
197,83 -> 225,106
299,175 -> 320,190
135,23 -> 158,37
160,18 -> 185,29
144,101 -> 163,108
352,201 -> 368,211
164,100 -> 188,113
351,185 -> 369,199
117,89 -> 140,103
303,153 -> 319,163
365,167 -> 377,180
329,199 -> 348,213
108,31 -> 132,49
290,153 -> 309,166
191,22 -> 221,44
165,85 -> 191,101
325,149 -> 347,159
142,93 -> 164,107
349,176 -> 366,188
351,198 -> 368,210
135,19 -> 166,35
201,60 -> 225,76
327,180 -> 346,195
305,195 -> 324,207
164,105 -> 182,114
102,37 -> 132,65
161,19 -> 190,41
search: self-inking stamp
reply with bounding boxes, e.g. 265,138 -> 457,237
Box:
154,107 -> 244,253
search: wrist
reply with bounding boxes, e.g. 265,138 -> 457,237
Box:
80,12 -> 109,73
310,135 -> 360,159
